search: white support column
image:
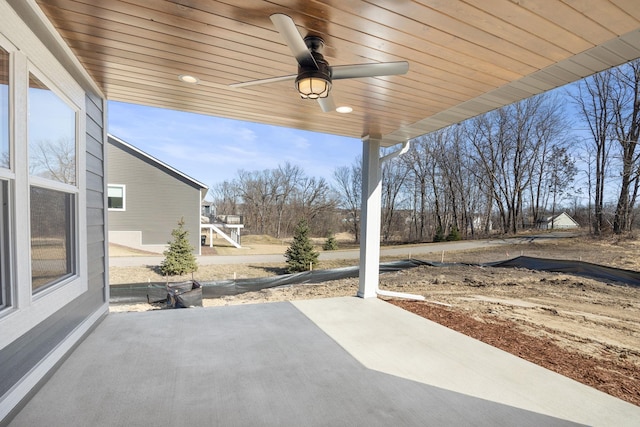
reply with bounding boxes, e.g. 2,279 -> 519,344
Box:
358,136 -> 382,298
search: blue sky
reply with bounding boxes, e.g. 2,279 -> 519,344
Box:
107,101 -> 362,193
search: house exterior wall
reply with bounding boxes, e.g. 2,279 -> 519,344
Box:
548,213 -> 579,229
0,2 -> 107,422
542,212 -> 579,230
0,93 -> 107,419
107,137 -> 203,253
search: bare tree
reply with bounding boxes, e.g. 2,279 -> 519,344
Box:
236,169 -> 279,235
380,155 -> 408,242
294,176 -> 337,235
610,60 -> 640,233
572,71 -> 614,234
547,146 -> 578,227
214,163 -> 344,238
439,125 -> 484,237
273,162 -> 303,238
332,159 -> 361,242
0,151 -> 8,169
402,134 -> 438,241
467,94 -> 571,234
467,112 -> 512,233
404,127 -> 485,241
211,180 -> 240,216
524,95 -> 573,226
29,137 -> 76,184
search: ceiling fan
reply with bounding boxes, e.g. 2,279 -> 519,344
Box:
230,14 -> 409,112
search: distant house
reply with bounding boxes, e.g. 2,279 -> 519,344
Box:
539,212 -> 580,230
471,215 -> 493,234
201,200 -> 215,218
107,134 -> 208,254
200,195 -> 245,249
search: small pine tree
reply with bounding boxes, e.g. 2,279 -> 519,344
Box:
433,226 -> 445,242
323,231 -> 339,251
285,219 -> 319,273
160,218 -> 198,276
446,225 -> 462,241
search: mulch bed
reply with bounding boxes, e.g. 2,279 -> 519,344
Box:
388,299 -> 640,407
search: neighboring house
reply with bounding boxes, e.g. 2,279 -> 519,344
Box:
201,200 -> 215,218
471,215 -> 493,234
539,212 -> 580,230
200,199 -> 245,248
107,134 -> 208,255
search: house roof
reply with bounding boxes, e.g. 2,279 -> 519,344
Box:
546,212 -> 580,226
22,1 -> 640,147
107,134 -> 209,193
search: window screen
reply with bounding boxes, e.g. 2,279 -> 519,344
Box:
30,186 -> 75,292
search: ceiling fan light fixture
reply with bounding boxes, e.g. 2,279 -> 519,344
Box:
296,74 -> 331,99
296,47 -> 332,99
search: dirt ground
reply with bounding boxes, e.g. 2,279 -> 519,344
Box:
109,234 -> 640,406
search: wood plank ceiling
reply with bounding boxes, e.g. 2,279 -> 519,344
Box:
33,0 -> 640,146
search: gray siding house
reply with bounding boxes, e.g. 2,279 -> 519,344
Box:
107,135 -> 208,255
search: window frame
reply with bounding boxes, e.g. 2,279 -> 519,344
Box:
0,34 -> 15,316
27,66 -> 80,295
0,20 -> 88,349
107,184 -> 126,211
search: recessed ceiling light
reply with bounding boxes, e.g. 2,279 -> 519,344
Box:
178,74 -> 199,84
336,106 -> 353,114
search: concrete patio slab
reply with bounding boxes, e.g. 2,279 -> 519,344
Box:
8,297 -> 639,426
293,297 -> 639,426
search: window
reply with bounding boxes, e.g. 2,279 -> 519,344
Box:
29,186 -> 75,292
0,11 -> 88,346
28,72 -> 77,293
28,73 -> 76,185
108,185 -> 125,210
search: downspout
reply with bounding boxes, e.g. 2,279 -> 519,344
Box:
380,139 -> 411,163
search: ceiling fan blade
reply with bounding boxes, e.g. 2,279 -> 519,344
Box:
229,74 -> 296,88
270,14 -> 318,69
331,61 -> 409,80
317,95 -> 336,113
